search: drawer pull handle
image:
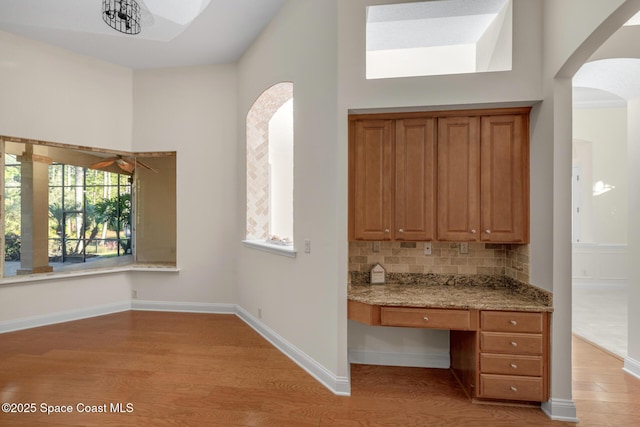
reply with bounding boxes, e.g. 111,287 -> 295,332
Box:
423,316 -> 429,321
510,341 -> 518,347
510,363 -> 518,369
510,386 -> 518,392
510,320 -> 518,326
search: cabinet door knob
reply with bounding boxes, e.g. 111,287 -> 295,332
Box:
423,316 -> 429,321
399,229 -> 404,233
510,363 -> 518,369
384,229 -> 390,233
510,320 -> 518,326
485,229 -> 492,234
471,229 -> 477,234
510,386 -> 518,392
510,341 -> 518,347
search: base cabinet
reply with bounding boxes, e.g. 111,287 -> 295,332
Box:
348,301 -> 551,405
451,310 -> 550,404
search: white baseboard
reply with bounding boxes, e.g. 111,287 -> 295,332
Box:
623,356 -> 640,379
0,301 -> 131,333
236,305 -> 351,396
131,300 -> 236,314
541,398 -> 578,423
349,349 -> 450,369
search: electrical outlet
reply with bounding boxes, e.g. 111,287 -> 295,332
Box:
424,242 -> 432,255
372,241 -> 381,253
460,242 -> 469,254
132,290 -> 138,299
304,239 -> 311,254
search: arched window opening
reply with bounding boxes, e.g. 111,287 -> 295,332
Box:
245,82 -> 294,252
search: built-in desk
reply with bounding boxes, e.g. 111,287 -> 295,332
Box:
348,280 -> 552,405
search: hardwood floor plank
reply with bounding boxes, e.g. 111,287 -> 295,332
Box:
1,312 -> 638,426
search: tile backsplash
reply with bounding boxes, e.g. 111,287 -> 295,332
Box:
349,241 -> 530,284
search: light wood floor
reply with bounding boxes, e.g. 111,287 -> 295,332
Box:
0,311 -> 637,426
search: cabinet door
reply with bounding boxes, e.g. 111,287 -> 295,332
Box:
480,115 -> 529,242
350,119 -> 394,240
437,117 -> 480,241
395,118 -> 436,241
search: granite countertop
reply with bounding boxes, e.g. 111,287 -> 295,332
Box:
348,273 -> 553,312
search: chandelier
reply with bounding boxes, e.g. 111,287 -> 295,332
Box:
102,0 -> 142,35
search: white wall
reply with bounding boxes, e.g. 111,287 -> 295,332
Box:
0,34 -> 238,323
539,0 -> 640,419
339,0 -> 542,367
236,0 -> 344,380
573,107 -> 628,244
626,98 -> 640,375
0,31 -> 133,325
131,65 -> 237,304
339,0 -> 542,112
0,31 -> 132,151
542,0 -> 631,77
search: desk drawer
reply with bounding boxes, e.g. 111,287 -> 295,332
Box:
481,311 -> 544,333
479,374 -> 544,401
481,332 -> 543,354
480,353 -> 543,376
380,307 -> 472,330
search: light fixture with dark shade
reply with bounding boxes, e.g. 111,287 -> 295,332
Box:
102,0 -> 142,35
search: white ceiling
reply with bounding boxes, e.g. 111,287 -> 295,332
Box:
0,0 -> 286,69
574,58 -> 640,101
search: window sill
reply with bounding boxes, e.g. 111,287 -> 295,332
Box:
0,264 -> 180,286
242,240 -> 297,258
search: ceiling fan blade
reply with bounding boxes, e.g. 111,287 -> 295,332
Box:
133,159 -> 158,173
117,160 -> 136,173
89,158 -> 118,169
90,156 -> 157,174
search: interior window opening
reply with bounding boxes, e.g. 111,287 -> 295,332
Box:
1,137 -> 176,279
366,0 -> 513,79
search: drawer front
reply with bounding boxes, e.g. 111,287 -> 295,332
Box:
380,307 -> 471,330
481,311 -> 543,333
479,374 -> 544,402
480,353 -> 543,376
481,332 -> 543,354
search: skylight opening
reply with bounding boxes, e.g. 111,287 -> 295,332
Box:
366,0 -> 513,79
624,10 -> 640,26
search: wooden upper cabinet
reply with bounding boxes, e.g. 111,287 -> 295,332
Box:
480,115 -> 529,243
350,119 -> 394,240
395,118 -> 436,241
350,108 -> 530,243
437,113 -> 529,243
437,116 -> 480,241
349,118 -> 436,241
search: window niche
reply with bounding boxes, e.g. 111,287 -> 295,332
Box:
0,136 -> 176,279
244,82 -> 295,256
